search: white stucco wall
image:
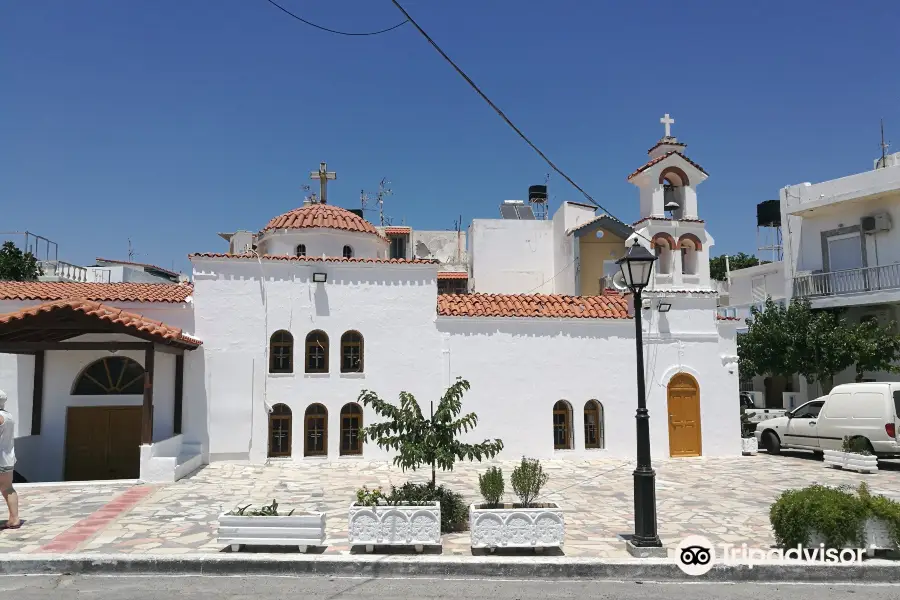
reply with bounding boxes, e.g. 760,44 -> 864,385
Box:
468,219 -> 555,293
437,296 -> 739,459
727,262 -> 786,309
190,256 -> 444,464
411,230 -> 467,268
257,229 -> 388,260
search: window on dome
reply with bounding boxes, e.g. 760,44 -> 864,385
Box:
343,245 -> 353,259
296,244 -> 306,257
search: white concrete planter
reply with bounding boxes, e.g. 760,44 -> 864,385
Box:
741,437 -> 758,456
808,518 -> 895,556
823,450 -> 879,474
469,503 -> 565,550
217,512 -> 326,552
348,502 -> 441,552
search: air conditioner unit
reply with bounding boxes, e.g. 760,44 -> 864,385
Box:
861,212 -> 892,234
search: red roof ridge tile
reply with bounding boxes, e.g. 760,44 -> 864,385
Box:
263,204 -> 386,239
0,299 -> 201,347
437,292 -> 630,319
189,253 -> 438,265
0,282 -> 193,303
627,151 -> 709,181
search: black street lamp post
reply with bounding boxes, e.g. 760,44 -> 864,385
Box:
615,239 -> 663,551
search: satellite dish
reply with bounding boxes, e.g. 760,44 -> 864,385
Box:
612,270 -> 629,292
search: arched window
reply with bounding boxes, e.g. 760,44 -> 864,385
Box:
652,234 -> 675,276
304,403 -> 328,456
340,331 -> 364,373
584,400 -> 604,449
305,330 -> 329,373
553,400 -> 573,450
296,244 -> 306,257
679,238 -> 699,275
340,403 -> 363,455
268,404 -> 292,457
72,357 -> 145,395
270,330 -> 293,373
342,245 -> 353,259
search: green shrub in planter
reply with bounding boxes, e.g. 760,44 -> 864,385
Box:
770,485 -> 867,549
478,466 -> 504,508
511,457 -> 549,508
858,482 -> 900,547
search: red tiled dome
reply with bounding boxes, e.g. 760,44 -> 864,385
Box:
263,204 -> 382,238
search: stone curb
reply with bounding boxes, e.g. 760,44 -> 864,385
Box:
1,554 -> 898,582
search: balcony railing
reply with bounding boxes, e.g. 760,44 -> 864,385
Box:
793,263 -> 900,298
40,260 -> 89,282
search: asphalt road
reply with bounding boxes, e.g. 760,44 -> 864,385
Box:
0,575 -> 891,600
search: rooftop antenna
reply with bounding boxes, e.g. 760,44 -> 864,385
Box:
879,118 -> 890,169
360,189 -> 369,212
376,177 -> 392,226
128,238 -> 136,261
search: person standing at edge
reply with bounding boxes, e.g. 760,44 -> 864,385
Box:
0,390 -> 21,529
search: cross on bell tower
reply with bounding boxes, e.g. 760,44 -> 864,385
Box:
660,113 -> 675,138
310,162 -> 337,204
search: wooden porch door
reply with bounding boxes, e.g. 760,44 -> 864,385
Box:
64,406 -> 142,481
667,374 -> 702,457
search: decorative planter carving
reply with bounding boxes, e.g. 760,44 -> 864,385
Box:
808,518 -> 895,557
741,437 -> 758,456
348,502 -> 441,552
217,513 -> 326,552
823,450 -> 878,474
469,503 -> 565,550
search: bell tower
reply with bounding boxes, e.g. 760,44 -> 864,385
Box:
627,114 -> 714,291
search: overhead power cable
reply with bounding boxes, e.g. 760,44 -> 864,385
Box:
263,0 -> 408,36
390,0 -> 639,225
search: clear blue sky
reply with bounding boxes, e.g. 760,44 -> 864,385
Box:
3,1 -> 898,274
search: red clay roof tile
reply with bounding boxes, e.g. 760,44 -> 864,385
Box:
189,253 -> 437,265
0,282 -> 193,303
0,299 -> 201,347
437,272 -> 468,280
437,293 -> 630,319
627,151 -> 709,181
384,226 -> 412,235
263,204 -> 384,238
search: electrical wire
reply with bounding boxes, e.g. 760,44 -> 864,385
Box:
390,0 -> 650,245
263,0 -> 408,36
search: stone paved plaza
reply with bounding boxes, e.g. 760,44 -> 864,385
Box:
2,452 -> 899,558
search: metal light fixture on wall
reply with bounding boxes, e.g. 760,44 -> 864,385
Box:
658,302 -> 672,313
312,272 -> 327,283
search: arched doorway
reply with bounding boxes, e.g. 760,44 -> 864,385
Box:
667,373 -> 702,457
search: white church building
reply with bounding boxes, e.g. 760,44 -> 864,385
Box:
0,119 -> 740,483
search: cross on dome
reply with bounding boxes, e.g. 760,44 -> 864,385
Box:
310,162 -> 337,204
660,113 -> 675,138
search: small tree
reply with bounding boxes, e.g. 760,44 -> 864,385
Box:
796,309 -> 855,394
851,319 -> 900,382
359,378 -> 504,487
510,457 -> 548,508
0,241 -> 43,281
709,252 -> 760,282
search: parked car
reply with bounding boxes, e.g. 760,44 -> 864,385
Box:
755,383 -> 900,458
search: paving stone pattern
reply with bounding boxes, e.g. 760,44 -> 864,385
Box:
2,452 -> 899,558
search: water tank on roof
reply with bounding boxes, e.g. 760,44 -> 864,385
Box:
757,200 -> 781,227
528,185 -> 548,203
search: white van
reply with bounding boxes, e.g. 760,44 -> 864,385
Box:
755,382 -> 900,457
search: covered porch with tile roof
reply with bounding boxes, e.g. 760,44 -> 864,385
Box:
0,300 -> 202,483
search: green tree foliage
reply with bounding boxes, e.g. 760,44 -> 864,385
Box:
709,252 -> 760,282
359,378 -> 504,486
739,297 -> 900,393
0,241 -> 43,281
851,318 -> 900,382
